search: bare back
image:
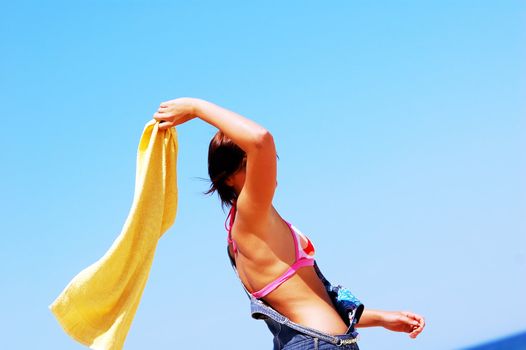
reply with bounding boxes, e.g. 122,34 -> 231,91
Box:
228,205 -> 349,335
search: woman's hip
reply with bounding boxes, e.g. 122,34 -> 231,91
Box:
277,324 -> 359,350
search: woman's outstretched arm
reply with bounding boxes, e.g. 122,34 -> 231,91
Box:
356,309 -> 425,339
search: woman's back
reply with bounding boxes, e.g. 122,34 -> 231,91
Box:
229,205 -> 349,335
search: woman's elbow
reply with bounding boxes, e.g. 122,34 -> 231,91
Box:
252,129 -> 274,151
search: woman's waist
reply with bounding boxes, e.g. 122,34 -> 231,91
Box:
276,300 -> 349,335
255,273 -> 350,335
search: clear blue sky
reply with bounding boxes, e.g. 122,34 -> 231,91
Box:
1,1 -> 524,349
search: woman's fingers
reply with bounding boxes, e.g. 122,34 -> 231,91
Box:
153,112 -> 167,121
153,114 -> 171,130
411,313 -> 425,330
398,315 -> 416,328
158,121 -> 173,130
410,326 -> 423,338
153,102 -> 169,118
405,312 -> 425,338
153,100 -> 192,128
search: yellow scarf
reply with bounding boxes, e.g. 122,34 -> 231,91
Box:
49,120 -> 178,350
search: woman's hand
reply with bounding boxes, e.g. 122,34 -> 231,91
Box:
380,310 -> 425,339
153,97 -> 197,130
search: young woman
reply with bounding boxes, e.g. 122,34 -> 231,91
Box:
153,97 -> 425,350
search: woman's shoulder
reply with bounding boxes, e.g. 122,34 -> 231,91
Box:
233,203 -> 287,236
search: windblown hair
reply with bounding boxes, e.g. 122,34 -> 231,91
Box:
206,131 -> 246,208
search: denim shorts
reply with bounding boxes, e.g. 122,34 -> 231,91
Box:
252,296 -> 360,350
228,250 -> 364,350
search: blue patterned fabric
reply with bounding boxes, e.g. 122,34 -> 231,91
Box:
313,263 -> 364,328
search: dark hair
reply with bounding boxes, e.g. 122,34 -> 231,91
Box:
206,131 -> 246,208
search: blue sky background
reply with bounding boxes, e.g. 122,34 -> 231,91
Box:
1,1 -> 524,349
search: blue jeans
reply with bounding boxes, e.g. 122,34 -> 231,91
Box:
267,324 -> 359,350
228,250 -> 364,350
253,298 -> 360,350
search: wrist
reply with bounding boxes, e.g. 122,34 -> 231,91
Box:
376,310 -> 390,326
369,309 -> 386,326
184,97 -> 205,117
355,309 -> 381,328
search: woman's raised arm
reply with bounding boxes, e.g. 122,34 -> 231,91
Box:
153,97 -> 277,216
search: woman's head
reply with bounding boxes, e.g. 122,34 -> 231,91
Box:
206,131 -> 246,208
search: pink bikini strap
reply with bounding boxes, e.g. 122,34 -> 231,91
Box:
226,207 -> 315,298
284,220 -> 300,260
251,258 -> 315,299
226,203 -> 238,254
250,220 -> 315,299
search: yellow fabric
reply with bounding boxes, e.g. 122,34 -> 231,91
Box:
49,120 -> 178,350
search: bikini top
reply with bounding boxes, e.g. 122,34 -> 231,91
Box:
226,203 -> 316,299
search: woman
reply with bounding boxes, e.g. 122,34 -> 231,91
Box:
153,97 -> 425,349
